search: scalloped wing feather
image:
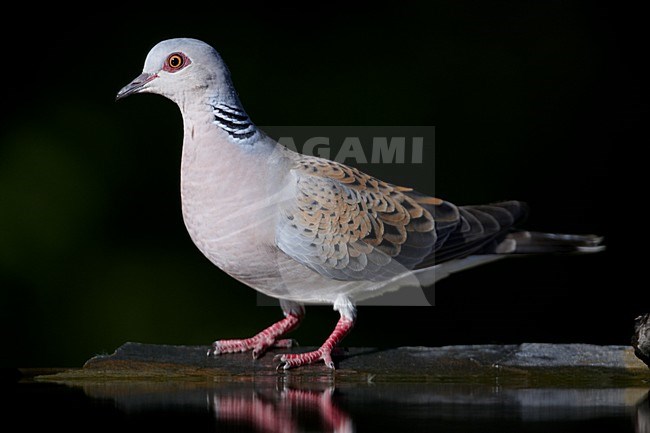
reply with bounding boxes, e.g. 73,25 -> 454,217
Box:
275,157 -> 528,282
276,157 -> 457,281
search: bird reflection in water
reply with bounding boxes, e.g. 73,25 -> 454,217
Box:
211,386 -> 353,433
54,375 -> 648,432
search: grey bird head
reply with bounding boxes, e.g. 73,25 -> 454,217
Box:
116,38 -> 236,105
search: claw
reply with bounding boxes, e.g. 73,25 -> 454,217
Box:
252,340 -> 274,359
276,360 -> 288,372
207,342 -> 221,357
322,352 -> 335,370
274,354 -> 292,371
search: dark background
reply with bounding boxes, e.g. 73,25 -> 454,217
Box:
0,4 -> 642,368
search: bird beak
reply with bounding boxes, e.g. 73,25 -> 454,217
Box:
116,72 -> 158,101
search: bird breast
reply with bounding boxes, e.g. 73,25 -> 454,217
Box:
179,122 -> 283,280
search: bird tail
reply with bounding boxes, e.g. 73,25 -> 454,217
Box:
496,231 -> 605,254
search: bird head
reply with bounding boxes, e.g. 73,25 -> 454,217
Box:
116,38 -> 234,104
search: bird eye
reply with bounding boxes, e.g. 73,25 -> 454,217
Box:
162,52 -> 191,73
167,53 -> 184,69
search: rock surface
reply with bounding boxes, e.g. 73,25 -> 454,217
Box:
39,342 -> 649,385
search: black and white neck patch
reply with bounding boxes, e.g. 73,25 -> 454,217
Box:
209,100 -> 258,143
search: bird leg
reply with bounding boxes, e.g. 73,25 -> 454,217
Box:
208,302 -> 305,359
276,311 -> 355,370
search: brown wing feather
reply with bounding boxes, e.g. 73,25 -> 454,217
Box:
276,157 -> 450,281
276,156 -> 527,282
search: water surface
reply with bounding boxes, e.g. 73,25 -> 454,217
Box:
8,374 -> 649,433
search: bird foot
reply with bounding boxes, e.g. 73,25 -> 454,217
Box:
275,348 -> 335,370
274,314 -> 355,370
207,312 -> 302,359
208,337 -> 297,359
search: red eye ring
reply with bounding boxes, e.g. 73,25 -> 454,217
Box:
163,52 -> 190,72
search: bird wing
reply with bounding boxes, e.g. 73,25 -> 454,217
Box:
415,200 -> 527,267
275,156 -> 463,282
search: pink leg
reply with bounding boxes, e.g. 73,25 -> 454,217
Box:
208,303 -> 304,359
276,313 -> 355,370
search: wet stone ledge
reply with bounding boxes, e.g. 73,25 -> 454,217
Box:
38,342 -> 650,386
